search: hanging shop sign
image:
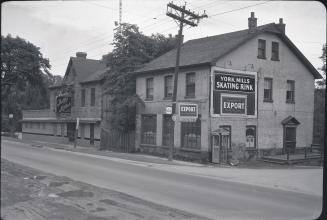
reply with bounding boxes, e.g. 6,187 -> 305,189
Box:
56,96 -> 72,113
165,106 -> 172,115
215,73 -> 255,92
221,96 -> 246,115
178,103 -> 198,122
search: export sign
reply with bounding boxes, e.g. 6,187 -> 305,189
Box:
56,96 -> 72,113
221,96 -> 246,114
215,73 -> 255,92
179,103 -> 198,118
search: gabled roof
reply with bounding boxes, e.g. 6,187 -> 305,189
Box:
63,57 -> 106,83
281,116 -> 300,125
80,67 -> 110,84
134,23 -> 322,79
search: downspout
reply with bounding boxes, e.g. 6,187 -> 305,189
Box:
208,66 -> 212,162
256,68 -> 261,157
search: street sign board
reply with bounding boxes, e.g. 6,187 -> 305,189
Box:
178,103 -> 198,120
166,106 -> 172,114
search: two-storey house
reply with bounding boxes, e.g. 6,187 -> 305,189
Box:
133,12 -> 322,162
21,52 -> 108,147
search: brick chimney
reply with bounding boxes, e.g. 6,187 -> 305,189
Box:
76,52 -> 87,58
248,12 -> 257,33
277,18 -> 285,34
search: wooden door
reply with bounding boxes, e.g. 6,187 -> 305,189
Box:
284,126 -> 296,153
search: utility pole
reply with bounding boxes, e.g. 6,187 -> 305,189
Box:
166,2 -> 207,161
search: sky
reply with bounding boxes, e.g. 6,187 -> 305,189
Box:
1,0 -> 326,77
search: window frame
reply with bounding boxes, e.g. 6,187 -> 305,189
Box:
286,80 -> 295,103
271,41 -> 280,61
81,88 -> 86,107
141,114 -> 157,145
90,88 -> 95,106
164,75 -> 173,99
263,77 -> 273,102
146,77 -> 154,100
185,72 -> 196,98
257,39 -> 266,59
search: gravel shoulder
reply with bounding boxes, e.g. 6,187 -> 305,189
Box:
1,159 -> 209,220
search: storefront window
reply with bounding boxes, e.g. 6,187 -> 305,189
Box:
181,117 -> 201,149
141,115 -> 157,145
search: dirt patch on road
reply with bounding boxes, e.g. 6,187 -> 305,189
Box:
1,159 -> 210,220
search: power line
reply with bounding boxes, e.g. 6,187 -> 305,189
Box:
210,1 -> 272,17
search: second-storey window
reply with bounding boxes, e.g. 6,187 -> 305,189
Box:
146,78 -> 154,100
90,88 -> 95,106
271,42 -> 279,61
264,78 -> 273,102
186,72 -> 195,98
286,80 -> 295,103
164,75 -> 173,98
81,89 -> 86,107
258,39 -> 266,59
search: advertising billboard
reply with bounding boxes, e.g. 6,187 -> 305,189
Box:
56,96 -> 72,114
211,67 -> 257,117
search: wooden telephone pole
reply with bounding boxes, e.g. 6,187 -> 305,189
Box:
166,2 -> 207,161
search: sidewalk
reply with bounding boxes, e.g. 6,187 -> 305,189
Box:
2,136 -> 323,197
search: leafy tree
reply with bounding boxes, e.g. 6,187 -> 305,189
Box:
316,43 -> 326,87
103,23 -> 177,132
313,43 -> 326,147
1,34 -> 61,132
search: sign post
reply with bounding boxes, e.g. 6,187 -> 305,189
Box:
74,118 -> 79,148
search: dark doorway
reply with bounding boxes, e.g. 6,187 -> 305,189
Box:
282,116 -> 300,154
67,123 -> 76,142
162,115 -> 174,146
90,124 -> 94,145
284,126 -> 296,153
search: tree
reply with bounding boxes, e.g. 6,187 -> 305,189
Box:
316,43 -> 326,87
103,23 -> 177,132
1,34 -> 61,132
313,43 -> 326,148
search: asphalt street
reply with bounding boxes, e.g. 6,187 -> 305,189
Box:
1,140 -> 322,220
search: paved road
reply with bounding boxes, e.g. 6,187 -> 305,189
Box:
1,140 -> 322,220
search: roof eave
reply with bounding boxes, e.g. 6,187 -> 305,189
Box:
132,62 -> 211,75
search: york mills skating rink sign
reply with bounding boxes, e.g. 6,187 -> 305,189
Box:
211,67 -> 257,117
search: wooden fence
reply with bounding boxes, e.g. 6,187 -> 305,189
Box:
100,128 -> 135,153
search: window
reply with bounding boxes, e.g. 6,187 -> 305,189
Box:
186,72 -> 195,98
181,117 -> 201,149
141,115 -> 156,144
271,42 -> 279,61
146,78 -> 154,100
164,75 -> 173,98
90,88 -> 95,106
246,126 -> 256,148
42,123 -> 46,129
264,78 -> 273,102
286,80 -> 295,103
258,39 -> 266,59
81,89 -> 86,107
162,115 -> 174,146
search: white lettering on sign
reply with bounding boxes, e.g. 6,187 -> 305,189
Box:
180,106 -> 196,112
223,101 -> 245,110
